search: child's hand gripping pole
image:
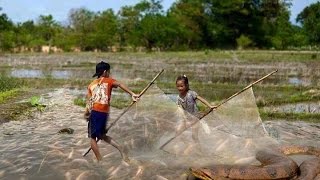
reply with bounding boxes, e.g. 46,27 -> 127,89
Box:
83,69 -> 164,157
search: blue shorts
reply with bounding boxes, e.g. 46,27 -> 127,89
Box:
88,110 -> 109,139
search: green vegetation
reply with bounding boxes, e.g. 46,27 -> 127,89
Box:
28,96 -> 46,111
260,111 -> 320,123
0,76 -> 24,92
155,81 -> 320,107
73,95 -> 131,109
0,89 -> 20,104
1,1 -> 320,52
110,96 -> 131,109
0,76 -> 25,104
74,97 -> 86,107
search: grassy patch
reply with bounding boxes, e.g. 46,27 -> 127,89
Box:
254,86 -> 320,107
0,89 -> 21,104
74,96 -> 131,109
156,81 -> 320,106
0,76 -> 24,92
74,97 -> 86,107
19,77 -> 90,89
110,96 -> 131,109
260,111 -> 320,123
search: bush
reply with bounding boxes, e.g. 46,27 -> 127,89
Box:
236,35 -> 253,50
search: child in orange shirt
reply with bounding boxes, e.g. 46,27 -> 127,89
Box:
85,61 -> 138,162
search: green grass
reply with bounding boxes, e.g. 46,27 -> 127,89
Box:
0,89 -> 21,104
4,51 -> 319,69
110,98 -> 131,109
155,81 -> 320,107
0,76 -> 24,92
260,111 -> 320,123
74,95 -> 131,109
18,77 -> 90,89
74,97 -> 86,107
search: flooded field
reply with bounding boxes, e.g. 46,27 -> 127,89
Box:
0,52 -> 319,179
0,52 -> 320,86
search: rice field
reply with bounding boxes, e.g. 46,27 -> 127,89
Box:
0,51 -> 319,122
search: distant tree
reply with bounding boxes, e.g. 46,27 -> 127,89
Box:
15,21 -> 36,48
0,11 -> 13,31
68,8 -> 96,50
168,0 -> 206,49
92,9 -> 118,51
36,15 -> 60,45
118,5 -> 141,49
0,8 -> 15,51
135,0 -> 166,50
270,5 -> 295,49
297,2 -> 320,45
53,27 -> 76,51
118,0 -> 168,51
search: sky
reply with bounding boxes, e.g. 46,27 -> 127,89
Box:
0,0 -> 319,24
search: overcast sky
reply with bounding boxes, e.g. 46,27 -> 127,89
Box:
0,0 -> 318,24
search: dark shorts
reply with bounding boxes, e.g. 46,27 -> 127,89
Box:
88,110 -> 109,139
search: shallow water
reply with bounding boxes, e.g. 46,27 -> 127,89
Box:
0,88 -> 319,180
0,89 -> 192,179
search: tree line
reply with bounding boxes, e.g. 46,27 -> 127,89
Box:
0,0 -> 319,52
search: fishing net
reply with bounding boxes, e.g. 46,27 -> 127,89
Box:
107,84 -> 279,178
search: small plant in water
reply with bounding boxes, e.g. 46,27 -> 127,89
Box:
29,96 -> 46,112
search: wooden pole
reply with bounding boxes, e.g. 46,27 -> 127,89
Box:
159,70 -> 278,150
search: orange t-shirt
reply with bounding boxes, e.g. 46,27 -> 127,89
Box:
87,77 -> 116,113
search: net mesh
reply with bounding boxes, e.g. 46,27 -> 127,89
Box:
108,84 -> 278,171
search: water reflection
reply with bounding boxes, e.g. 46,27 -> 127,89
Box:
288,77 -> 311,86
9,69 -> 90,79
51,70 -> 71,79
11,69 -> 43,78
7,68 -> 123,80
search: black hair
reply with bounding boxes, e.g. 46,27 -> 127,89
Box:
95,61 -> 110,78
176,74 -> 189,90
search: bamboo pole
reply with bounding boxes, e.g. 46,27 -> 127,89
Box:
83,69 -> 164,157
159,69 -> 278,150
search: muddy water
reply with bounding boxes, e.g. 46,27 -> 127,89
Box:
0,89 -> 189,180
0,88 -> 319,180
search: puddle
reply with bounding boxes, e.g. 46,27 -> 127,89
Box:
288,77 -> 310,86
10,69 -> 43,78
9,68 -> 91,79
